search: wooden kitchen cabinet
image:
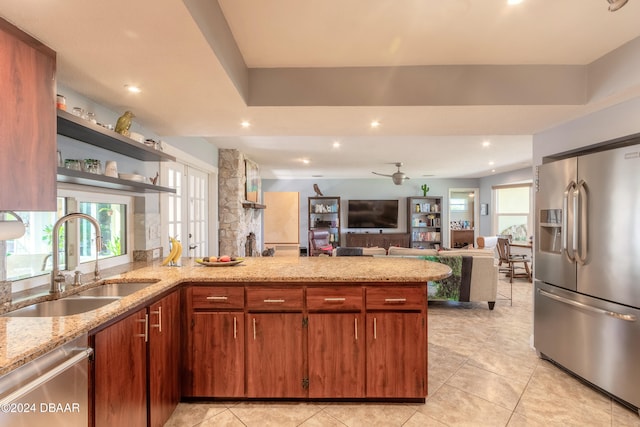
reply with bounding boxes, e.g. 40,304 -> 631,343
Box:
182,282 -> 428,401
183,285 -> 245,397
93,308 -> 147,427
148,292 -> 181,427
246,312 -> 305,398
0,18 -> 57,210
246,284 -> 305,397
308,312 -> 365,398
307,286 -> 365,398
365,286 -> 427,399
188,312 -> 245,397
93,290 -> 181,427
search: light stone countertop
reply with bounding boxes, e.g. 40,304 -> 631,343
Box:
0,256 -> 450,376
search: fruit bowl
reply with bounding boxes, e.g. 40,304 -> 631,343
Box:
195,258 -> 244,267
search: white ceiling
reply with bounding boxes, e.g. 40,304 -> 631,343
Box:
2,0 -> 640,180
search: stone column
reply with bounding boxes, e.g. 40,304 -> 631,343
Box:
218,149 -> 262,256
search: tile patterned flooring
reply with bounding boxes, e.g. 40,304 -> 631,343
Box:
165,278 -> 640,427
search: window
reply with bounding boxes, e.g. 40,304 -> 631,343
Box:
493,184 -> 532,243
2,189 -> 133,292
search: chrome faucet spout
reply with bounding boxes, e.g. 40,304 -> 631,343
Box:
51,213 -> 102,294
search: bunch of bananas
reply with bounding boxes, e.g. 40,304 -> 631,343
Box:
162,236 -> 182,266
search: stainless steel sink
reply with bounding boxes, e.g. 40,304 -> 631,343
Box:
2,297 -> 120,317
74,281 -> 156,297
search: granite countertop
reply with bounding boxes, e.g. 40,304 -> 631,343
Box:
0,256 -> 450,376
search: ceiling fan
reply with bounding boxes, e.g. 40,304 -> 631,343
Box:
372,162 -> 410,185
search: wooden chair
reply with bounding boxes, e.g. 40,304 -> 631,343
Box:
308,229 -> 333,256
496,237 -> 532,284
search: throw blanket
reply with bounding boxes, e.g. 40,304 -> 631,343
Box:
335,247 -> 363,256
422,255 -> 473,302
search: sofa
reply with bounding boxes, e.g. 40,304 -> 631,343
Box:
386,246 -> 499,310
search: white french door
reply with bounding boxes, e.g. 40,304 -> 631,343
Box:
187,167 -> 208,258
161,162 -> 210,259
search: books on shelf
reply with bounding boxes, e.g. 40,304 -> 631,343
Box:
412,231 -> 441,242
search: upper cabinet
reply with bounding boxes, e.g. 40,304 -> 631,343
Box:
0,18 -> 57,210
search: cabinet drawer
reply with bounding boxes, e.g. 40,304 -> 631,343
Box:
246,287 -> 303,311
366,286 -> 425,311
307,286 -> 363,311
191,286 -> 244,310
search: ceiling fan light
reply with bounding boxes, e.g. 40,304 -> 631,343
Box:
607,0 -> 629,11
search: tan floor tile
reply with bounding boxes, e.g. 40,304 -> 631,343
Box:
419,384 -> 512,427
321,403 -> 416,427
404,410 -> 449,426
163,402 -> 228,427
514,363 -> 612,425
228,402 -> 323,427
466,346 -> 537,381
446,364 -> 529,410
612,401 -> 640,427
298,410 -> 347,427
198,408 -> 245,426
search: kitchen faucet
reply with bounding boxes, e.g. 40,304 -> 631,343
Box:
51,213 -> 102,294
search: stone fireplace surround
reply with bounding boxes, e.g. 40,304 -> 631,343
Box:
218,149 -> 262,257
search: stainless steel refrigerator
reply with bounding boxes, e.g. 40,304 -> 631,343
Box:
534,139 -> 640,412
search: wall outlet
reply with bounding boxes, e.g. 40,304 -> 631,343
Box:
152,248 -> 161,259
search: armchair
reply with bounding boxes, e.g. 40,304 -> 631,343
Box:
308,229 -> 333,256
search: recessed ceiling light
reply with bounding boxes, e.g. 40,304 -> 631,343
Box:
492,169 -> 496,173
370,120 -> 380,128
125,85 -> 141,93
482,140 -> 491,147
489,161 -> 495,166
507,0 -> 523,5
332,141 -> 341,148
302,159 -> 310,164
241,120 -> 251,128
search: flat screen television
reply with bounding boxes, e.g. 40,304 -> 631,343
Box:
347,199 -> 399,229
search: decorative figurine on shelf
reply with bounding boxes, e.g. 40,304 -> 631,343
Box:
313,183 -> 324,196
421,184 -> 429,197
115,110 -> 134,137
149,172 -> 159,185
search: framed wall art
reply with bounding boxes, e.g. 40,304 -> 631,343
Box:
245,159 -> 261,203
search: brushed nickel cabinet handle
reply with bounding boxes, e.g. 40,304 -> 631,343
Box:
206,296 -> 228,300
253,318 -> 256,340
150,306 -> 162,332
135,314 -> 149,342
354,317 -> 358,340
384,298 -> 407,303
324,297 -> 346,302
233,316 -> 237,339
263,299 -> 285,303
373,317 -> 377,340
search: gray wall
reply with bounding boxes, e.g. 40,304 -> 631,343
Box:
263,175 -> 532,249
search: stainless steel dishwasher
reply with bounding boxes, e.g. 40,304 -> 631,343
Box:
0,334 -> 92,427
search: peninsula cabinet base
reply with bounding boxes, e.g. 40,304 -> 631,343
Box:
182,282 -> 428,401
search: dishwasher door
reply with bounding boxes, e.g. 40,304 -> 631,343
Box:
0,334 -> 92,427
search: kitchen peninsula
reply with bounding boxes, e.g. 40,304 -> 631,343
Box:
0,257 -> 450,424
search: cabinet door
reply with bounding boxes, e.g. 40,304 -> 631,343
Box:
93,308 -> 147,427
246,313 -> 305,398
148,292 -> 181,427
188,312 -> 245,397
0,20 -> 56,210
366,312 -> 426,398
308,313 -> 365,398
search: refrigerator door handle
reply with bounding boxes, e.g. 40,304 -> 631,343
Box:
563,181 -> 577,262
575,180 -> 588,265
538,288 -> 637,322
